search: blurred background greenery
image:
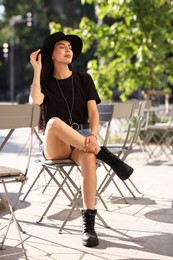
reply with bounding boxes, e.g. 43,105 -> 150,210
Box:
0,0 -> 173,103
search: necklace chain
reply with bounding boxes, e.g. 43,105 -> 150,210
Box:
56,76 -> 74,125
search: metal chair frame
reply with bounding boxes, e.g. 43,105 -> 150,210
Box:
0,104 -> 40,260
140,106 -> 173,162
97,101 -> 146,203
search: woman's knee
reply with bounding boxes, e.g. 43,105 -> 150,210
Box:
46,117 -> 62,131
80,152 -> 97,166
80,153 -> 97,178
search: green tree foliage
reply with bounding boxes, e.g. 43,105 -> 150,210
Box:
52,0 -> 173,100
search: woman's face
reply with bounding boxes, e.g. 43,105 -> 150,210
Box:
52,40 -> 73,65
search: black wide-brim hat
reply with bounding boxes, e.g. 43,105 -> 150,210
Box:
41,31 -> 83,62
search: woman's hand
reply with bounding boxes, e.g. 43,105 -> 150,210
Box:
29,49 -> 44,105
84,135 -> 98,154
30,49 -> 42,72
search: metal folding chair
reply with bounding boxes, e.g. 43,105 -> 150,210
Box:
22,104 -> 114,233
0,104 -> 40,259
137,99 -> 152,152
97,101 -> 146,203
140,106 -> 173,162
22,137 -> 84,233
97,103 -> 114,146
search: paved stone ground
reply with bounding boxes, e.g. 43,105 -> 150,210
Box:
0,128 -> 173,260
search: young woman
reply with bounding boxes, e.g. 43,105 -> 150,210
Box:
29,31 -> 133,247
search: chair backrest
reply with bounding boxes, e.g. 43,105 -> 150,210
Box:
111,102 -> 136,150
97,103 -> 114,122
0,104 -> 40,130
130,100 -> 147,144
0,104 -> 40,174
108,101 -> 143,161
97,104 -> 114,146
113,102 -> 136,119
140,99 -> 152,130
124,99 -> 149,133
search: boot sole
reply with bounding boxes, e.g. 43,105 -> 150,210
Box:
83,240 -> 99,247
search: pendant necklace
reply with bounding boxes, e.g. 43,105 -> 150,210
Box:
56,76 -> 74,125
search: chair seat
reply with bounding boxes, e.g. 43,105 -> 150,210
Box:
38,155 -> 101,167
147,124 -> 173,130
38,156 -> 77,166
0,166 -> 23,177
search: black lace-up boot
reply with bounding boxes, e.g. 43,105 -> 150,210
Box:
96,146 -> 134,180
81,209 -> 99,247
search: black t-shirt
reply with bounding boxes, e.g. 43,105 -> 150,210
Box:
41,71 -> 101,126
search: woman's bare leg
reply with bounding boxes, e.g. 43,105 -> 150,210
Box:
44,116 -> 97,209
71,149 -> 97,210
44,117 -> 89,159
44,117 -> 99,247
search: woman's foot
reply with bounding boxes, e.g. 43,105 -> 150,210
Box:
96,146 -> 134,180
82,209 -> 99,247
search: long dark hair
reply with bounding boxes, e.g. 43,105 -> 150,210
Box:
39,46 -> 72,133
41,48 -> 54,82
38,48 -> 54,133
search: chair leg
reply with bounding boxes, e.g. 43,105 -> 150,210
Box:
22,167 -> 45,201
37,167 -> 74,223
96,212 -> 110,228
58,191 -> 81,234
36,165 -> 110,233
127,178 -> 143,194
0,183 -> 28,259
121,180 -> 137,200
59,166 -> 110,230
96,191 -> 109,211
98,168 -> 129,204
42,169 -> 60,194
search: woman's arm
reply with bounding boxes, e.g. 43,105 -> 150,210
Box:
29,49 -> 44,105
84,100 -> 99,153
87,100 -> 99,139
